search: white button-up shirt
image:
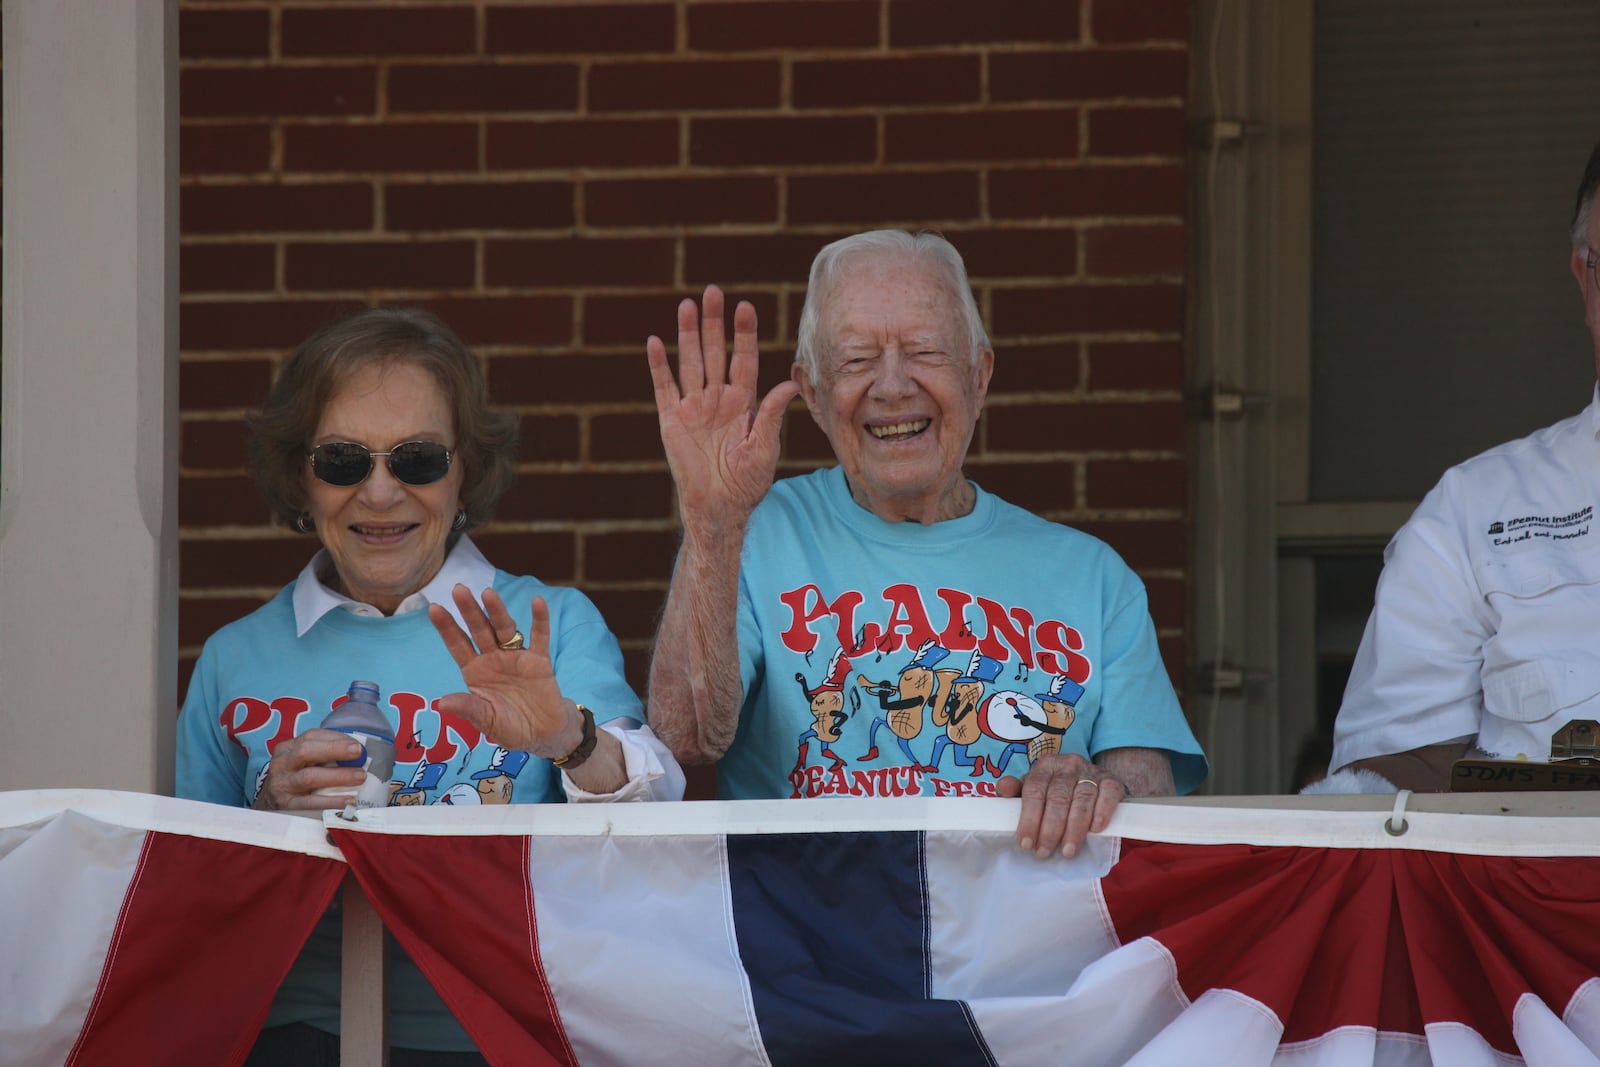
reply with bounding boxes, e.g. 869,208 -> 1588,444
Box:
1334,386 -> 1600,770
291,535 -> 684,802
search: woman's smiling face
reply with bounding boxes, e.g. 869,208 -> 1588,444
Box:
304,359 -> 463,614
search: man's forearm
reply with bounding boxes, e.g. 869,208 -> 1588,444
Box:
647,526 -> 748,764
1348,741 -> 1470,793
1097,747 -> 1176,797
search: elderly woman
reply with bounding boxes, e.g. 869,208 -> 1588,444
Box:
646,229 -> 1206,857
177,307 -> 682,1063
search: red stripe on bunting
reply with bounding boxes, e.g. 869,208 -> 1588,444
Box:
1103,840 -> 1600,1054
64,831 -> 344,1067
334,830 -> 575,1067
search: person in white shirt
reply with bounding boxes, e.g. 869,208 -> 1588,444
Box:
1328,142 -> 1600,792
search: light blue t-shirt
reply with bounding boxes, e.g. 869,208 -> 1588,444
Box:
177,556 -> 642,1051
720,466 -> 1207,800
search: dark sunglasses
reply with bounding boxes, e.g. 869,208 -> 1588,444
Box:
308,441 -> 454,487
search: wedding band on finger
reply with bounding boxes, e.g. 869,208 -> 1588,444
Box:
497,630 -> 525,651
1076,778 -> 1099,788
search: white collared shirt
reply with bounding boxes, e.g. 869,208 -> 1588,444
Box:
1334,384 -> 1600,769
290,535 -> 683,802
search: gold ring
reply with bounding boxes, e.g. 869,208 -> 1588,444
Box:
497,630 -> 525,651
1077,778 -> 1099,788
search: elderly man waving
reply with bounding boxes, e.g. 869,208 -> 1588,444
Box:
646,230 -> 1206,856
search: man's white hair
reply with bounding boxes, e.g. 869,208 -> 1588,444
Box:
793,230 -> 990,383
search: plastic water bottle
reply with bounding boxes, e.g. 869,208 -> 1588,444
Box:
317,680 -> 396,809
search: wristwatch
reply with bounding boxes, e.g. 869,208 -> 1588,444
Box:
553,704 -> 598,771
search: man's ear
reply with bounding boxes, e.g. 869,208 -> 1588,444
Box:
973,347 -> 995,408
791,361 -> 823,426
1572,245 -> 1589,293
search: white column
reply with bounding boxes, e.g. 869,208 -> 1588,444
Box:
0,0 -> 179,793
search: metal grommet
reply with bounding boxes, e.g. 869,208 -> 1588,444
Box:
1384,788 -> 1412,836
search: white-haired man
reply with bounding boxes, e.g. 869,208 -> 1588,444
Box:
646,230 -> 1207,856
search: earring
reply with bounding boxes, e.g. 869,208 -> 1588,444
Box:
294,513 -> 314,534
452,509 -> 467,532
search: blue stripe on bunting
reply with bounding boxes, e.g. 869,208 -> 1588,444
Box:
726,830 -> 995,1066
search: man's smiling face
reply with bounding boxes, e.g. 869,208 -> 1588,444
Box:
795,254 -> 993,525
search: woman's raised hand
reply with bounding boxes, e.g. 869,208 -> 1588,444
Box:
428,585 -> 585,760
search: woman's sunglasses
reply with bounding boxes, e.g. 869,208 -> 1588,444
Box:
308,441 -> 454,487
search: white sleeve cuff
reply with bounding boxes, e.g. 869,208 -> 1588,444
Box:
560,721 -> 687,803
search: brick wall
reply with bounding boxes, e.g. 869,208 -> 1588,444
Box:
176,0 -> 1193,769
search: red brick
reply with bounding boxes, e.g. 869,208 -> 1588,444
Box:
389,63 -> 579,114
585,292 -> 780,348
1093,0 -> 1188,44
181,242 -> 276,293
682,763 -> 717,800
1084,458 -> 1185,509
281,7 -> 476,57
585,175 -> 777,227
386,180 -> 575,232
690,116 -> 876,167
490,353 -> 656,406
517,413 -> 582,463
179,595 -> 278,646
585,588 -> 667,644
178,539 -> 317,588
486,237 -> 675,288
1088,106 -> 1184,158
788,170 -> 979,225
1086,341 -> 1183,392
992,47 -> 1187,103
1072,518 -> 1186,569
689,1 -> 879,50
285,240 -> 476,292
963,460 -> 1077,513
944,227 -> 1077,280
991,164 -> 1185,219
986,399 -> 1184,452
684,232 -> 840,286
590,60 -> 780,113
584,528 -> 681,583
588,411 -> 666,463
463,531 -> 578,582
991,283 -> 1183,336
179,8 -> 269,59
890,0 -> 1080,45
488,118 -> 679,170
793,54 -> 979,108
181,299 -> 360,352
886,109 -> 1077,163
991,341 -> 1083,394
181,67 -> 377,118
1143,575 -> 1185,632
1084,224 -> 1185,276
181,473 -> 272,525
419,296 -> 574,347
487,4 -> 676,55
780,411 -> 834,463
183,182 -> 373,236
180,418 -> 252,471
283,122 -> 478,174
181,123 -> 273,176
179,358 -> 275,409
497,471 -> 675,521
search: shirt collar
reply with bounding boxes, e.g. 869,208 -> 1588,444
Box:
1589,382 -> 1600,440
292,534 -> 496,637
